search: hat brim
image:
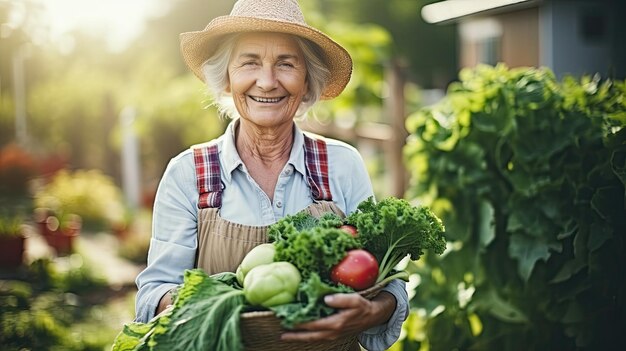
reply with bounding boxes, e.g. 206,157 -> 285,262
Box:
180,16 -> 352,99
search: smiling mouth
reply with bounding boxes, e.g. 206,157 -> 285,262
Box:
249,96 -> 285,103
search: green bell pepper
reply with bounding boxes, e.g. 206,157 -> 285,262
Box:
236,243 -> 276,285
243,261 -> 301,307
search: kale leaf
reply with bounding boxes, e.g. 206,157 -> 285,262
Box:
347,197 -> 447,282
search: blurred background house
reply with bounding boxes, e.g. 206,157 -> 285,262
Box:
422,0 -> 626,79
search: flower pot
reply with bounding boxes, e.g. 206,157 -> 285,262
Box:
112,222 -> 129,241
50,232 -> 78,256
37,213 -> 82,256
0,235 -> 25,269
34,207 -> 54,237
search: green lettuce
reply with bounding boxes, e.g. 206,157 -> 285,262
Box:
112,269 -> 245,351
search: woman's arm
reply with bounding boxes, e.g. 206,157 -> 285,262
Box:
358,279 -> 409,349
134,153 -> 199,322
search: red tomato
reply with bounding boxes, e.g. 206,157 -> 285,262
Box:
339,224 -> 358,237
330,249 -> 379,290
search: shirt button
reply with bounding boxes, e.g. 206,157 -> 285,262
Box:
276,201 -> 283,208
284,168 -> 292,176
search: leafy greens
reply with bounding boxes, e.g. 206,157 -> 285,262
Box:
271,272 -> 353,328
112,270 -> 245,351
347,197 -> 447,282
269,212 -> 359,280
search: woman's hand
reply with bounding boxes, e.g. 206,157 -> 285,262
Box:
280,291 -> 396,342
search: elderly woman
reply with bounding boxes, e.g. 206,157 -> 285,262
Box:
134,0 -> 408,349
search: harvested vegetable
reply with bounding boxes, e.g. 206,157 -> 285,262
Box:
236,243 -> 275,285
112,269 -> 245,351
347,197 -> 447,283
112,197 -> 446,348
338,224 -> 358,237
243,261 -> 301,307
330,249 -> 379,290
270,223 -> 360,281
268,211 -> 344,240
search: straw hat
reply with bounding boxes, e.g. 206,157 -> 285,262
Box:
180,0 -> 352,99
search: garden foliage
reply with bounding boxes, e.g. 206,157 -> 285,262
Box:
403,64 -> 625,350
0,258 -> 108,351
33,169 -> 126,231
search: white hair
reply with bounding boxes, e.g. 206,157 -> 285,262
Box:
200,33 -> 330,119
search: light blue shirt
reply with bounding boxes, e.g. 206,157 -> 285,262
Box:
135,120 -> 408,350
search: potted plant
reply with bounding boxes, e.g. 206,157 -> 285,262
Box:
33,169 -> 126,232
0,213 -> 26,269
34,209 -> 81,256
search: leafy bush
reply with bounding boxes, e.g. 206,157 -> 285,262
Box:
1,257 -> 109,350
33,169 -> 126,231
0,213 -> 24,238
0,284 -> 70,351
403,64 -> 625,350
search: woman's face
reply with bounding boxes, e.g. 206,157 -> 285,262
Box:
227,32 -> 308,129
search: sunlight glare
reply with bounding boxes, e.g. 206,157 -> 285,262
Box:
39,0 -> 169,52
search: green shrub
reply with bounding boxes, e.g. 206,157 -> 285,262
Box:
1,257 -> 109,350
0,213 -> 24,238
403,64 -> 625,350
0,288 -> 74,351
34,169 -> 126,231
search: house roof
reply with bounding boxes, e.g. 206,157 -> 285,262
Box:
422,0 -> 539,24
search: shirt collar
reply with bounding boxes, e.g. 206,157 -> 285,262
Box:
220,119 -> 308,183
220,119 -> 244,183
289,123 -> 307,177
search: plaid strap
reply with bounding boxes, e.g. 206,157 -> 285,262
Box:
193,143 -> 223,208
303,134 -> 333,201
192,135 -> 332,207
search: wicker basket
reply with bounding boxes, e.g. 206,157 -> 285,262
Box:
240,281 -> 386,351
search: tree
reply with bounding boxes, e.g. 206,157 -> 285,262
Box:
311,0 -> 457,89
